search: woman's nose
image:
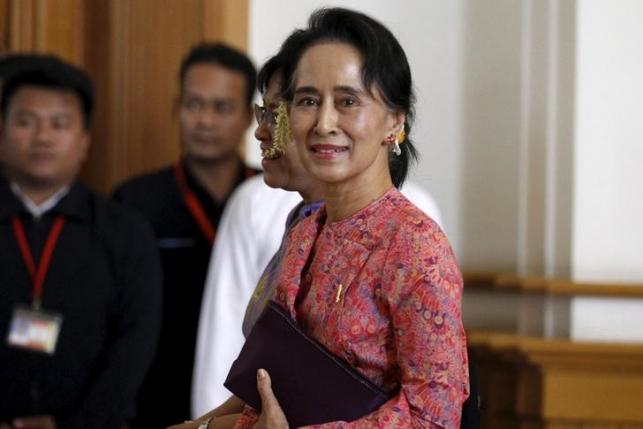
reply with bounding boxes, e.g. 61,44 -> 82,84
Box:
314,102 -> 339,136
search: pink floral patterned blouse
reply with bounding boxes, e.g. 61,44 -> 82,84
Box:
234,188 -> 469,428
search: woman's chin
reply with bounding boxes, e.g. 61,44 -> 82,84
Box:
304,164 -> 348,185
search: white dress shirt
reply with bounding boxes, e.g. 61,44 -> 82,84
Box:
191,175 -> 301,416
10,182 -> 70,218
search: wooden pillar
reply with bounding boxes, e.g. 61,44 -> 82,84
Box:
1,0 -> 10,52
203,0 -> 249,51
3,0 -> 85,64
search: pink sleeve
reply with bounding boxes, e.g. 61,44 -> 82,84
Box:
233,405 -> 259,429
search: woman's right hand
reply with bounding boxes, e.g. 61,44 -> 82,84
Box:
252,369 -> 288,429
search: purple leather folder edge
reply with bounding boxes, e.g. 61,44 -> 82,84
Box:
224,300 -> 392,427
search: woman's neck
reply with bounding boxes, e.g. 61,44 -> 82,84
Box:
299,187 -> 325,205
323,171 -> 393,222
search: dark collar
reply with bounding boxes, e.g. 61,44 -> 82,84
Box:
179,157 -> 259,205
0,181 -> 91,222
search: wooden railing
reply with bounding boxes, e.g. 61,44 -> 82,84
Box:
469,331 -> 643,429
464,272 -> 643,428
464,271 -> 643,297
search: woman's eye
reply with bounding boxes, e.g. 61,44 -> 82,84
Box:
339,97 -> 357,107
295,97 -> 318,107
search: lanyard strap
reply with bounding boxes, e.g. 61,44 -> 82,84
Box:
174,162 -> 257,245
174,163 -> 216,244
11,215 -> 66,308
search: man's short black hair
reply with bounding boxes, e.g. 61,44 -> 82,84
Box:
1,53 -> 56,80
179,42 -> 257,108
1,55 -> 94,129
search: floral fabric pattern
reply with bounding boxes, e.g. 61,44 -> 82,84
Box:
234,188 -> 468,429
242,200 -> 324,336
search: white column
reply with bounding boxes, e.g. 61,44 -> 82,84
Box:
569,0 -> 643,342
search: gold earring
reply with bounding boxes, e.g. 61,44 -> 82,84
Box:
390,127 -> 405,156
397,129 -> 406,144
392,140 -> 402,156
271,101 -> 291,156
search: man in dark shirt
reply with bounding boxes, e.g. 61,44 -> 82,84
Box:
113,43 -> 259,427
0,57 -> 162,428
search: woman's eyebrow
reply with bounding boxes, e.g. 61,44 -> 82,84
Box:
334,85 -> 363,96
293,86 -> 319,95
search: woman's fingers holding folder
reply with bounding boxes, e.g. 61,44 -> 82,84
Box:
254,369 -> 289,429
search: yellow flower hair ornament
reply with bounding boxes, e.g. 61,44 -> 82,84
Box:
267,101 -> 291,158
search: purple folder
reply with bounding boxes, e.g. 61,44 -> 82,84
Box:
224,300 -> 392,427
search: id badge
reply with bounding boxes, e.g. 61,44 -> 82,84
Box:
6,305 -> 63,355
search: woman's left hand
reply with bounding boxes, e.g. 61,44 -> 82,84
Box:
11,415 -> 56,429
166,421 -> 200,429
252,369 -> 288,429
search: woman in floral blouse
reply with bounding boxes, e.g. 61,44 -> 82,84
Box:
238,7 -> 469,429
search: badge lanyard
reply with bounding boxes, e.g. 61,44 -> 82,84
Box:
173,162 -> 257,245
11,215 -> 66,310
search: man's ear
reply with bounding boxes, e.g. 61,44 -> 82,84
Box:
78,130 -> 91,163
0,119 -> 6,147
244,103 -> 254,127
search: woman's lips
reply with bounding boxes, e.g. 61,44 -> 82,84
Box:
310,144 -> 348,160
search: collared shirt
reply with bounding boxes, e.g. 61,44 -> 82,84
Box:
9,181 -> 70,219
0,181 -> 162,428
112,159 -> 260,428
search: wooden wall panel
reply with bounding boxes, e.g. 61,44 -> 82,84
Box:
80,0 -> 114,194
5,0 -> 84,63
0,0 -> 9,52
203,0 -> 248,51
8,0 -> 35,51
33,0 -> 85,65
